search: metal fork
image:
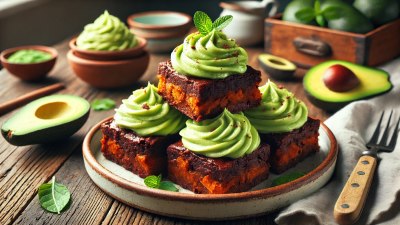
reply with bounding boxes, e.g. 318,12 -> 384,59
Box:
334,111 -> 400,225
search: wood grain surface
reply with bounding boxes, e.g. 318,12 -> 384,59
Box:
0,39 -> 330,225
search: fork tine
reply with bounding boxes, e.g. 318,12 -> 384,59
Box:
386,116 -> 400,151
367,111 -> 385,146
378,110 -> 393,146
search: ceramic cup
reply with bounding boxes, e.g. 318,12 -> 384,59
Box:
220,0 -> 279,46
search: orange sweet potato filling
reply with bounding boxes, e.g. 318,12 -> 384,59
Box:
101,136 -> 165,178
168,156 -> 268,194
158,75 -> 260,119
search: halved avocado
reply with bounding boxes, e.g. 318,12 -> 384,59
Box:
303,60 -> 392,112
258,54 -> 297,80
2,94 -> 90,146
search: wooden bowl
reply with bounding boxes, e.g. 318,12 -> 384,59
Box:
83,117 -> 338,220
67,50 -> 149,89
0,45 -> 57,81
69,37 -> 147,61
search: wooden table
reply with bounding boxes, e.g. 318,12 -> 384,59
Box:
0,39 -> 330,225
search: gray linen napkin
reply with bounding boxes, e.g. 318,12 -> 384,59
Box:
275,57 -> 400,225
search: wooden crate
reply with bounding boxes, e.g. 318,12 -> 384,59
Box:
264,15 -> 400,68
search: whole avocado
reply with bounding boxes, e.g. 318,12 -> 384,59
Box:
321,0 -> 374,33
353,0 -> 399,26
283,0 -> 316,25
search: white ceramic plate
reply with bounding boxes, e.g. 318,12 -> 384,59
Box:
83,117 -> 338,220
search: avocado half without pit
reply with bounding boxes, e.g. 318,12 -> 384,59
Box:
258,54 -> 297,80
303,60 -> 392,112
1,94 -> 90,146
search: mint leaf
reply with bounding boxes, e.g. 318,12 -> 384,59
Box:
91,98 -> 115,111
294,8 -> 315,23
271,172 -> 305,187
144,175 -> 161,188
159,181 -> 179,192
193,11 -> 213,36
316,14 -> 325,27
322,6 -> 343,20
38,176 -> 71,214
212,15 -> 233,31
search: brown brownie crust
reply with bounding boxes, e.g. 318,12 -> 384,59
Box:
157,60 -> 262,121
100,120 -> 179,178
167,141 -> 270,194
262,117 -> 320,174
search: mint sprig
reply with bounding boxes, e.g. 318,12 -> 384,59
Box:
144,175 -> 179,192
193,11 -> 233,36
91,98 -> 115,111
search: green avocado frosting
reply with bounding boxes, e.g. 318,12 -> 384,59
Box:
180,109 -> 260,159
244,80 -> 308,133
7,50 -> 52,64
76,10 -> 138,51
114,83 -> 186,136
171,30 -> 248,79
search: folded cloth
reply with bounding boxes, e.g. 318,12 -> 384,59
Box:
275,58 -> 400,225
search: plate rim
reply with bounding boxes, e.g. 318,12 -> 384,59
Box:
83,116 -> 338,203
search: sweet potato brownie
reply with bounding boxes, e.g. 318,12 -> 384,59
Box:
157,60 -> 262,121
100,120 -> 179,178
262,117 -> 320,174
167,141 -> 270,194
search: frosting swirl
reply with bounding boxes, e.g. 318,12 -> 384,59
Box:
171,30 -> 248,79
244,80 -> 308,133
76,10 -> 138,51
114,83 -> 186,136
180,109 -> 260,159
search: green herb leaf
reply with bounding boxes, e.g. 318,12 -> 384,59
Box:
271,172 -> 305,187
91,98 -> 115,111
314,0 -> 321,14
144,174 -> 161,188
212,15 -> 233,31
38,176 -> 71,214
322,6 -> 343,20
294,8 -> 316,24
194,11 -> 213,35
316,14 -> 326,27
159,181 -> 179,192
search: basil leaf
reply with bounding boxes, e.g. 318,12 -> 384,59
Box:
193,11 -> 213,36
271,172 -> 305,187
212,15 -> 233,31
294,8 -> 316,23
144,175 -> 161,188
38,177 -> 71,214
322,6 -> 343,20
159,181 -> 179,192
91,98 -> 115,111
316,14 -> 326,27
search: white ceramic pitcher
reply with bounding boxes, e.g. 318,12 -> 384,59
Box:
220,0 -> 278,46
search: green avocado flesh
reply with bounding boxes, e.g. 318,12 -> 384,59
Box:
2,94 -> 90,146
304,60 -> 392,111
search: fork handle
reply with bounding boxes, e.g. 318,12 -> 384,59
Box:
334,155 -> 377,225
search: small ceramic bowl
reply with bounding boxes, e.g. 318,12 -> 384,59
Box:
67,50 -> 149,89
127,11 -> 191,53
69,37 -> 147,61
0,45 -> 57,81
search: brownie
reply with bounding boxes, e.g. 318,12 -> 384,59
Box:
100,120 -> 179,178
157,60 -> 262,121
167,141 -> 270,194
262,117 -> 320,174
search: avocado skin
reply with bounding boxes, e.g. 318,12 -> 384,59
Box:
321,0 -> 374,34
353,0 -> 399,26
1,110 -> 89,146
283,0 -> 316,25
258,58 -> 296,81
303,60 -> 392,112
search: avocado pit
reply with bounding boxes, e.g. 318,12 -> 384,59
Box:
323,64 -> 360,92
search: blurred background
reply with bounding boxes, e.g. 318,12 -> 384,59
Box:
0,0 -> 291,51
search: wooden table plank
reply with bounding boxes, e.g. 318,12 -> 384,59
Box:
0,38 -> 332,225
